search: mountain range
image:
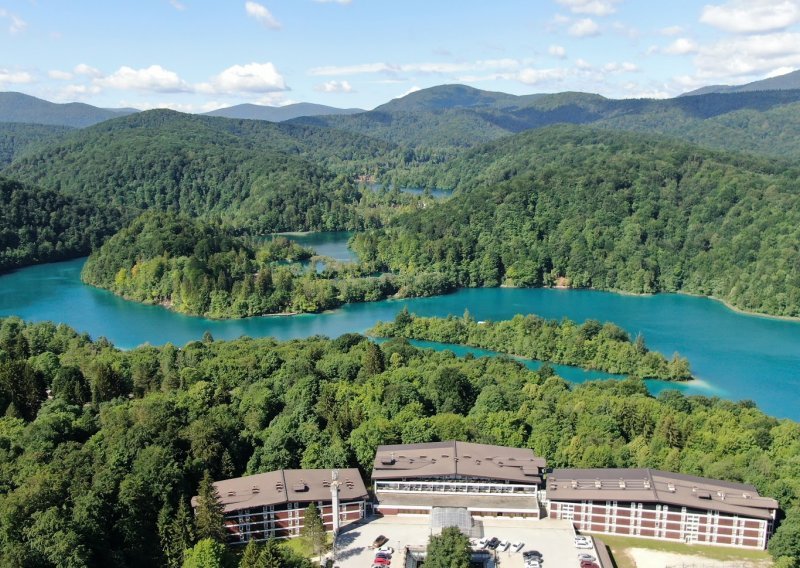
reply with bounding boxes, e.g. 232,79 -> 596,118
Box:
204,102 -> 363,122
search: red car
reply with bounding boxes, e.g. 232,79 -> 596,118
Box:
373,557 -> 391,566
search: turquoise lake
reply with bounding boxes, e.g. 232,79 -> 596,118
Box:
1,250 -> 799,419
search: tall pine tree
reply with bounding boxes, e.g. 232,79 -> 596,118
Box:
301,502 -> 327,560
194,471 -> 227,543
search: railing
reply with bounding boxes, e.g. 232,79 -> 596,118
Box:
374,480 -> 538,496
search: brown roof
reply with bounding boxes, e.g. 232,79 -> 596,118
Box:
191,468 -> 368,514
547,468 -> 778,520
372,441 -> 546,484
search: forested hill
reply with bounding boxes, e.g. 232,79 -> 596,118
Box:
0,176 -> 122,272
0,122 -> 73,167
0,91 -> 136,127
3,109 -> 402,234
292,84 -> 800,158
0,317 -> 798,565
352,125 -> 800,318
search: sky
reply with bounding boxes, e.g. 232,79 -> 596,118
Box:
1,0 -> 800,112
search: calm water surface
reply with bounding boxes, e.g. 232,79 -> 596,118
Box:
1,255 -> 799,419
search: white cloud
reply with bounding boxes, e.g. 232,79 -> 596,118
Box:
675,30 -> 800,88
245,1 -> 280,29
169,0 -> 187,10
0,9 -> 27,34
556,0 -> 620,16
516,67 -> 570,84
48,70 -> 73,80
397,86 -> 421,98
602,61 -> 639,73
549,44 -> 567,58
660,25 -> 684,36
97,65 -> 191,92
622,82 -> 671,99
569,18 -> 600,37
314,80 -> 354,93
700,0 -> 800,33
309,59 -> 522,77
57,84 -> 102,100
314,0 -> 352,3
575,58 -> 592,69
74,63 -> 103,78
765,65 -> 797,78
664,37 -> 698,55
200,62 -> 288,93
0,69 -> 34,85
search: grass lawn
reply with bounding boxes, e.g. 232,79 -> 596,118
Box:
282,533 -> 334,560
594,534 -> 772,568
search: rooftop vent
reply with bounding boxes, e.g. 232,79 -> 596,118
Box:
380,458 -> 396,466
595,480 -> 602,489
293,483 -> 308,492
698,491 -> 712,500
463,455 -> 471,459
227,491 -> 236,497
719,491 -> 726,501
275,482 -> 284,492
251,486 -> 260,495
322,480 -> 331,488
743,493 -> 752,499
551,484 -> 558,491
619,479 -> 627,489
345,479 -> 355,489
667,483 -> 676,493
571,480 -> 578,489
441,454 -> 449,458
643,479 -> 651,489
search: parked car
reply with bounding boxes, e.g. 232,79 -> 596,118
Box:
523,550 -> 543,560
511,541 -> 524,552
486,537 -> 501,549
580,563 -> 599,568
576,541 -> 593,549
525,561 -> 542,568
497,539 -> 510,551
375,552 -> 392,560
577,554 -> 596,562
574,535 -> 590,543
372,535 -> 388,549
372,557 -> 391,566
378,546 -> 394,555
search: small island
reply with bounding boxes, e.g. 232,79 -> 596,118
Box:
80,211 -> 455,318
369,309 -> 693,381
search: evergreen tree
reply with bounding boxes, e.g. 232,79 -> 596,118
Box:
238,540 -> 262,568
362,342 -> 385,376
425,526 -> 471,568
195,472 -> 227,543
160,499 -> 196,568
300,502 -> 327,560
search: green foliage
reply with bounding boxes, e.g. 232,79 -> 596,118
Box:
355,126 -> 800,318
300,502 -> 327,558
195,472 -> 226,543
425,526 -> 471,568
0,122 -> 72,167
370,312 -> 692,380
182,538 -> 230,568
0,176 -> 120,272
0,316 -> 796,565
81,211 -> 454,317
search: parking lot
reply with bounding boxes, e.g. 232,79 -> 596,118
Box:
330,516 -> 600,568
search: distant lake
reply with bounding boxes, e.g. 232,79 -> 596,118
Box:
1,236 -> 800,419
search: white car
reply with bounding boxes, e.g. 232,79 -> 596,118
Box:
511,541 -> 524,552
525,561 -> 542,568
378,546 -> 394,555
576,541 -> 593,549
497,539 -> 510,551
578,553 -> 596,562
478,537 -> 490,549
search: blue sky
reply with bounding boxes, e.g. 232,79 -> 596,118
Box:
1,0 -> 799,111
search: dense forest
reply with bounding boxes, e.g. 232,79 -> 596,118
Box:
370,310 -> 692,380
0,122 -> 72,167
4,110 -> 406,235
0,316 -> 798,566
82,211 -> 454,318
0,177 -> 122,272
353,126 -> 800,317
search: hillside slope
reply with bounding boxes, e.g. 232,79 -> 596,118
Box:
0,91 -> 135,127
205,102 -> 363,121
4,110 -> 402,234
353,125 -> 800,317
